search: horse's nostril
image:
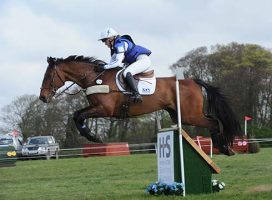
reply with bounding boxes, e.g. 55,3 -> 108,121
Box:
39,96 -> 47,103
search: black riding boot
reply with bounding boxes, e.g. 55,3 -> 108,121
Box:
125,72 -> 143,103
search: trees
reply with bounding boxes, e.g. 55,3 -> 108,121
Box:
171,42 -> 272,127
0,95 -> 37,135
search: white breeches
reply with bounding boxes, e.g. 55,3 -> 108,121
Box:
123,55 -> 152,77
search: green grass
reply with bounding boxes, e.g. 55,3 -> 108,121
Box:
0,149 -> 272,200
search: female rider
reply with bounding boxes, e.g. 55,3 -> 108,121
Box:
98,27 -> 152,103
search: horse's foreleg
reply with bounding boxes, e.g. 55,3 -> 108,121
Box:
73,106 -> 107,143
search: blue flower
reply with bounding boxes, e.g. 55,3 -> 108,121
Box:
146,182 -> 184,196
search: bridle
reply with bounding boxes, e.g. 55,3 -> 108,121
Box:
40,65 -> 65,94
41,63 -> 106,98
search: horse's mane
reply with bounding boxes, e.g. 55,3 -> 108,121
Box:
52,55 -> 106,66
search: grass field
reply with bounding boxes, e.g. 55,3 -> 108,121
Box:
0,148 -> 272,200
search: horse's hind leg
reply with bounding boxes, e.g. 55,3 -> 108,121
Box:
206,116 -> 235,156
183,114 -> 235,156
165,108 -> 178,124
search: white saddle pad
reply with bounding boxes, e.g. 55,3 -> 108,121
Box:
115,70 -> 156,95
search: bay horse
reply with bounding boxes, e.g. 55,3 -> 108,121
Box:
39,55 -> 242,156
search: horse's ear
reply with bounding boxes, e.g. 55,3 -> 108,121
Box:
47,57 -> 51,64
47,57 -> 56,64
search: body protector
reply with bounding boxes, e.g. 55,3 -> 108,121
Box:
113,36 -> 151,65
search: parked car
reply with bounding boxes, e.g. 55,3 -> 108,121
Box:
0,131 -> 23,157
21,136 -> 59,160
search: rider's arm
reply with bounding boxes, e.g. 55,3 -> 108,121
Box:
104,41 -> 128,69
104,53 -> 125,69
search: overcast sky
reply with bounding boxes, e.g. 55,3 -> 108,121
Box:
0,0 -> 271,110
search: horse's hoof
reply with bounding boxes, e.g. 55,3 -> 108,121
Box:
92,135 -> 103,143
219,145 -> 235,156
85,133 -> 103,143
79,126 -> 103,143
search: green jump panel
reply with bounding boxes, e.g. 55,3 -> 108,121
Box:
0,146 -> 17,167
157,128 -> 220,195
183,135 -> 213,193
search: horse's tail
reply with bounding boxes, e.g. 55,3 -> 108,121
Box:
194,79 -> 243,144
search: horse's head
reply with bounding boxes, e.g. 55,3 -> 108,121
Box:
39,57 -> 65,103
40,55 -> 108,103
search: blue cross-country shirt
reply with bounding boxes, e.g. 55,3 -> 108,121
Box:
113,36 -> 151,64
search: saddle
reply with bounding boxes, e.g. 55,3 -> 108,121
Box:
84,69 -> 156,96
116,69 -> 156,95
84,68 -> 156,118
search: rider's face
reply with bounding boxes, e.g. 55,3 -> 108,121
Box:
102,38 -> 111,48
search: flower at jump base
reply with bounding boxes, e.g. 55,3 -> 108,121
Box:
146,182 -> 184,196
212,179 -> 225,192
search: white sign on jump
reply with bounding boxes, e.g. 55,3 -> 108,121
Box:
157,131 -> 174,184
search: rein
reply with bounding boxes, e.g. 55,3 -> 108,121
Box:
54,68 -> 106,98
